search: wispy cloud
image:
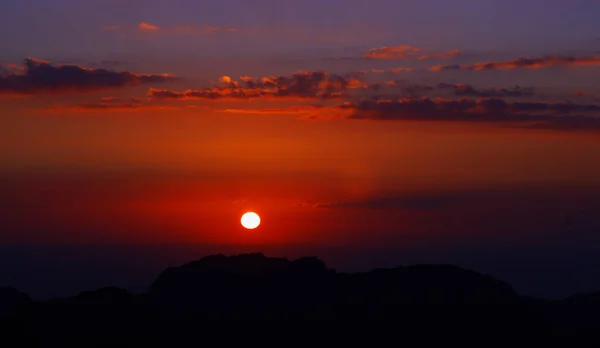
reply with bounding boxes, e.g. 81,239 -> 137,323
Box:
138,22 -> 160,31
103,22 -> 238,36
391,67 -> 413,74
37,96 -> 180,113
418,49 -> 461,61
216,106 -> 321,115
430,55 -> 600,71
216,91 -> 600,130
0,58 -> 176,95
329,97 -> 600,131
148,71 -> 366,101
364,45 -> 461,60
27,60 -> 600,132
437,83 -> 534,98
314,195 -> 451,210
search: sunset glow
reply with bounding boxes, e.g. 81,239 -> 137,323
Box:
241,212 -> 261,230
0,0 -> 599,250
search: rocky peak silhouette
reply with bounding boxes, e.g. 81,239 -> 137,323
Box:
2,253 -> 600,339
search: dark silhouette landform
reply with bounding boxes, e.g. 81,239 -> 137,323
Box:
2,253 -> 600,343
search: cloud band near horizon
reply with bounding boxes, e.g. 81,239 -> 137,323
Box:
0,58 -> 176,95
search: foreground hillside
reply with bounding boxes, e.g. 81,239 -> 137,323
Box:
1,253 -> 600,344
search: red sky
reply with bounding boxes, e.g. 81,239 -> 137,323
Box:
2,1 -> 600,247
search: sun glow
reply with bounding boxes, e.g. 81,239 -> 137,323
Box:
241,212 -> 261,229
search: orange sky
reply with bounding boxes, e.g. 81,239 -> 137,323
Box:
2,21 -> 600,246
2,101 -> 600,245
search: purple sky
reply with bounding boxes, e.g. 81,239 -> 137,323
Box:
2,0 -> 599,61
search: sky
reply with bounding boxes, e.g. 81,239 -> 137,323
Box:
2,0 -> 600,254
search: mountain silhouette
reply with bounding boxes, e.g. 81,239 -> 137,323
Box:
1,253 -> 600,343
0,287 -> 31,320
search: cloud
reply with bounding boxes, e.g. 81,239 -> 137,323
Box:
363,45 -> 421,59
430,55 -> 600,71
572,90 -> 589,97
216,106 -> 321,115
209,93 -> 600,130
437,83 -> 534,98
105,23 -> 237,36
37,97 -> 180,113
311,190 -> 498,211
148,71 -> 366,101
401,84 -> 435,96
314,196 -> 447,210
364,45 -> 460,60
216,105 -> 343,121
391,67 -> 413,74
216,105 -> 344,121
138,22 -> 160,31
326,97 -> 600,130
366,81 -> 536,99
418,49 -> 461,60
0,58 -> 176,95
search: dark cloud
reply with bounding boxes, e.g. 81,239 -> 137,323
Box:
402,84 -> 435,96
431,55 -> 600,71
325,97 -> 600,130
437,83 -> 535,98
312,189 -> 507,211
315,196 -> 448,210
149,71 -> 365,101
391,67 -> 413,74
342,97 -> 600,120
366,82 -> 534,99
524,117 -> 600,131
186,69 -> 600,131
0,58 -> 176,95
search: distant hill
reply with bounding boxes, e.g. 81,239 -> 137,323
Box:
1,253 -> 600,343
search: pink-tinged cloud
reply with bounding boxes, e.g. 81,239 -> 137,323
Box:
148,71 -> 366,101
372,69 -> 385,73
430,55 -> 600,71
217,105 -> 342,121
418,49 -> 461,61
364,46 -> 461,60
572,90 -> 594,98
391,67 -> 413,74
216,106 -> 322,115
37,97 -> 179,113
363,45 -> 421,59
138,22 -> 160,31
170,25 -> 237,34
0,58 -> 176,95
106,23 -> 238,36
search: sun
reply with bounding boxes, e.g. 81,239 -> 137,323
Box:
241,212 -> 261,229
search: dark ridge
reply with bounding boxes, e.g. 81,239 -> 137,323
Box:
1,253 -> 600,342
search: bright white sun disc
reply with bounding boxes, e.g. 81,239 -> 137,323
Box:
241,212 -> 260,229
